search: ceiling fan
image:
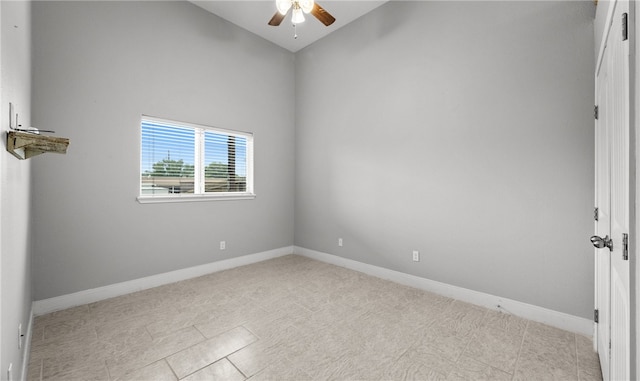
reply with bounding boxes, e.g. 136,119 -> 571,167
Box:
268,0 -> 336,27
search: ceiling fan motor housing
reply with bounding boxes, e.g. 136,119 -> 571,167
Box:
277,0 -> 314,15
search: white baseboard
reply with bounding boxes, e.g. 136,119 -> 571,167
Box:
32,245 -> 593,337
32,246 -> 293,316
294,246 -> 593,337
20,308 -> 34,381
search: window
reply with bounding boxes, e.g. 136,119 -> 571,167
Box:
139,116 -> 254,203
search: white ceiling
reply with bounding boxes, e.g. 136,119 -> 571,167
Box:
191,1 -> 388,52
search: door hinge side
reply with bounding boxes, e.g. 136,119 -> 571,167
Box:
594,207 -> 599,221
594,105 -> 599,120
622,13 -> 628,41
623,233 -> 629,260
594,309 -> 599,323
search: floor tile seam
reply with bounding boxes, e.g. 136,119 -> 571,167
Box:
460,351 -> 516,377
162,358 -> 180,381
245,324 -> 296,348
169,338 -> 258,379
454,319 -> 483,370
391,345 -> 412,367
239,323 -> 275,346
156,329 -> 209,358
101,331 -> 168,359
510,319 -> 531,381
143,323 -> 155,342
106,332 -> 208,379
101,358 -> 118,381
192,323 -> 207,340
293,299 -> 319,314
573,333 -> 580,378
226,355 -> 249,379
196,320 -> 253,340
108,354 -> 165,380
167,325 -> 259,377
110,358 -> 164,381
150,311 -> 212,335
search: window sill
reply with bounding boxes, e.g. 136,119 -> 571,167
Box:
137,193 -> 256,204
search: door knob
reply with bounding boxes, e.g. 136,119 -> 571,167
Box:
590,235 -> 613,251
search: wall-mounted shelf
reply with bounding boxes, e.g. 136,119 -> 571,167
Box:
7,131 -> 69,160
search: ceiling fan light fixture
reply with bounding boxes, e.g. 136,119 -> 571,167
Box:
300,0 -> 314,14
268,0 -> 334,28
276,0 -> 292,15
292,7 -> 305,24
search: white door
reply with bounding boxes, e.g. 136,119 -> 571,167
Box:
607,1 -> 630,378
594,56 -> 611,378
593,1 -> 630,380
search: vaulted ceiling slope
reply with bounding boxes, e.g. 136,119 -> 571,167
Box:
191,1 -> 388,52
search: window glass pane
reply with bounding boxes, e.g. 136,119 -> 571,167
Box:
140,116 -> 253,200
204,131 -> 248,193
141,121 -> 195,195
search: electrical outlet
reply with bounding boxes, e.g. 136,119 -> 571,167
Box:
18,324 -> 22,349
412,250 -> 420,262
338,238 -> 343,247
220,241 -> 226,250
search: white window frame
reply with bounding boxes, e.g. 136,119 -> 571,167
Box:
138,115 -> 255,204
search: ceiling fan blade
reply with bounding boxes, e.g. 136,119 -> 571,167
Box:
268,11 -> 286,26
311,2 -> 335,26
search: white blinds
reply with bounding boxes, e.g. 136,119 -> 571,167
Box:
141,117 -> 252,197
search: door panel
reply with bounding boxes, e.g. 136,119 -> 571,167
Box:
608,1 -> 630,379
595,40 -> 611,378
594,1 -> 630,380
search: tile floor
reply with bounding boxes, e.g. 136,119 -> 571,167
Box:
27,254 -> 602,381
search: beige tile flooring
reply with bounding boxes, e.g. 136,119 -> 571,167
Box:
28,254 -> 602,381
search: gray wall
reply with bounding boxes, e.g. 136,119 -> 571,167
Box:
31,1 -> 296,300
32,1 -> 597,321
295,1 -> 596,318
1,1 -> 33,379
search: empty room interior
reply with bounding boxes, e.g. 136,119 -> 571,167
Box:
1,0 -> 639,380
